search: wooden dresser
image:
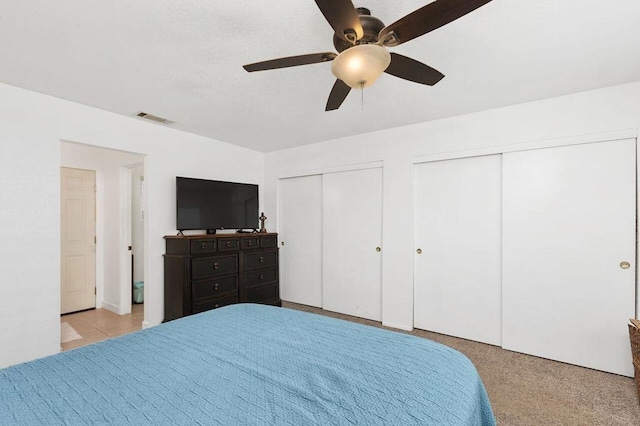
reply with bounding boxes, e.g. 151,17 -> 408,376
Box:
163,233 -> 280,321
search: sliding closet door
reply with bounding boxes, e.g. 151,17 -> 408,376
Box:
323,168 -> 383,321
414,155 -> 502,345
502,139 -> 636,376
278,175 -> 323,307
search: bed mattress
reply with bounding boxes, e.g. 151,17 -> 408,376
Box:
0,304 -> 494,425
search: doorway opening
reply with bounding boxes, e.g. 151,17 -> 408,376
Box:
60,141 -> 146,346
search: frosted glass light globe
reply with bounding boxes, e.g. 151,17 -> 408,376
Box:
331,44 -> 391,89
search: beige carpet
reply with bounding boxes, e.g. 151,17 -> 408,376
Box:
60,322 -> 82,343
283,302 -> 640,426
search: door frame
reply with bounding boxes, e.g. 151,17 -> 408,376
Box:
414,128 -> 637,163
277,160 -> 383,180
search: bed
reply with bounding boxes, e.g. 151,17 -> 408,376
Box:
0,304 -> 495,425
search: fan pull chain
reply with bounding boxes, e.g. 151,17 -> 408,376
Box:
361,81 -> 364,111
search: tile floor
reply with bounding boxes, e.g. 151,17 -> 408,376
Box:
60,304 -> 144,351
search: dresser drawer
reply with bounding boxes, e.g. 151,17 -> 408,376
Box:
192,295 -> 237,314
240,237 -> 259,250
218,238 -> 240,252
191,255 -> 237,279
244,268 -> 277,289
164,233 -> 280,321
260,235 -> 278,248
191,275 -> 237,300
190,239 -> 216,254
245,285 -> 278,303
243,250 -> 278,271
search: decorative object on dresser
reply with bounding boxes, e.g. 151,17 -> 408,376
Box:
164,233 -> 280,321
259,211 -> 267,233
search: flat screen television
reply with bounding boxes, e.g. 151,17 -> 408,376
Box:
176,177 -> 258,232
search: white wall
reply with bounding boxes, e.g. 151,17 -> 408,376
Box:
4,78 -> 640,369
0,95 -> 59,368
264,80 -> 640,330
0,82 -> 264,368
60,142 -> 144,314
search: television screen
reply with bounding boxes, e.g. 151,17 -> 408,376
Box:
176,177 -> 258,231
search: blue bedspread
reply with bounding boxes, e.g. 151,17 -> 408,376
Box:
0,304 -> 495,425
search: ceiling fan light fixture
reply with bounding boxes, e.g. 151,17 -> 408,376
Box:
331,44 -> 391,89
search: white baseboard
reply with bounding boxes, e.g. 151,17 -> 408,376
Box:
102,301 -> 121,315
382,321 -> 413,332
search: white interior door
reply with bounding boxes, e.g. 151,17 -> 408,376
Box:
414,155 -> 502,345
322,167 -> 383,321
278,175 -> 323,307
502,139 -> 636,376
61,167 -> 96,314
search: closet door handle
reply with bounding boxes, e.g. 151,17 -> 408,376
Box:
416,248 -> 422,254
376,247 -> 381,252
259,256 -> 264,263
620,261 -> 630,269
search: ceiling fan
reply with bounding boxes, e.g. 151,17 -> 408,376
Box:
243,0 -> 492,111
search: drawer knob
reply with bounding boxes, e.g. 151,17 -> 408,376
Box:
214,304 -> 219,308
214,283 -> 219,290
281,241 -> 285,246
226,241 -> 231,247
376,247 -> 381,252
416,248 -> 422,254
620,261 -> 631,269
259,256 -> 264,263
213,262 -> 220,269
248,241 -> 253,246
259,274 -> 264,280
201,243 -> 207,249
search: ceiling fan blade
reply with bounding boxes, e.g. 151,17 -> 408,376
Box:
314,0 -> 364,42
385,53 -> 445,86
326,79 -> 351,111
379,0 -> 492,47
243,52 -> 337,72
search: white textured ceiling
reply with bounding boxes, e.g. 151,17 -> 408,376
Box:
1,1 -> 639,152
